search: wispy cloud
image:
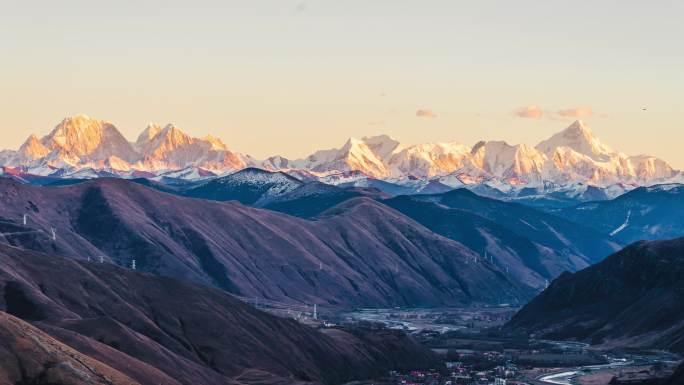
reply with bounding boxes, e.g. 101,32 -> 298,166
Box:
514,105 -> 543,119
416,109 -> 438,118
514,105 -> 595,120
557,107 -> 593,118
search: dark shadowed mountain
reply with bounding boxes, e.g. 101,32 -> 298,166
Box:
383,195 -> 590,289
249,183 -> 621,283
410,189 -> 621,266
506,237 -> 684,353
0,177 -> 532,308
557,184 -> 684,244
183,167 -> 304,205
0,243 -> 436,385
172,177 -> 618,289
663,364 -> 684,385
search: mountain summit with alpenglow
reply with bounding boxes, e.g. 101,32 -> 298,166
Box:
536,120 -> 614,160
0,116 -> 679,187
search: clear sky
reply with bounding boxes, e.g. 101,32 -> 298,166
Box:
1,1 -> 682,166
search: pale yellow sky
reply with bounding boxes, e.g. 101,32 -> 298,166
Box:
1,1 -> 682,166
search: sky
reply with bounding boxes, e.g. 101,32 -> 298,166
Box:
1,1 -> 682,166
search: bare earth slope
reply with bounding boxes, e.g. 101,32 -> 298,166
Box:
0,243 -> 436,385
0,177 -> 532,307
0,311 -> 140,385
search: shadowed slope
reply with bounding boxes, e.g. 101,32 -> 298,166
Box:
0,311 -> 140,385
0,243 -> 436,385
0,177 -> 532,307
506,237 -> 684,353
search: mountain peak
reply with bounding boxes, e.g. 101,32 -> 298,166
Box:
361,134 -> 402,160
341,136 -> 364,148
563,120 -> 595,138
156,124 -> 192,145
536,120 -> 614,161
18,134 -> 50,160
135,123 -> 163,148
202,134 -> 228,150
42,115 -> 138,163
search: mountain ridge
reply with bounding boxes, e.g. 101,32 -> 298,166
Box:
1,115 -> 679,189
506,236 -> 684,353
0,176 -> 533,307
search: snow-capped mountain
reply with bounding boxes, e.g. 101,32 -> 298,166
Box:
386,141 -> 472,178
133,123 -> 251,172
183,167 -> 304,205
469,141 -> 546,183
274,135 -> 476,180
536,120 -> 675,185
0,115 -> 678,189
2,115 -> 138,171
274,120 -> 677,188
289,136 -> 391,178
1,115 -> 255,175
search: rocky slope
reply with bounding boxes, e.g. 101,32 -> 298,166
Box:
506,237 -> 684,353
0,243 -> 436,384
0,177 -> 532,307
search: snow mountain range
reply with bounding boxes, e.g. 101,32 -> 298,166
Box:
0,115 -> 680,191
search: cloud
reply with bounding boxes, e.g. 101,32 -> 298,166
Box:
296,1 -> 307,12
416,109 -> 438,118
514,105 -> 543,119
557,107 -> 593,118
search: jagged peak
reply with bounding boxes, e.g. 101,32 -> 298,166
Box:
558,120 -> 599,143
361,134 -> 400,146
25,134 -> 41,142
361,134 -> 402,159
161,123 -> 184,134
18,134 -> 50,159
202,134 -> 228,150
155,124 -> 192,143
136,123 -> 163,146
342,136 -> 364,147
66,113 -> 95,122
20,134 -> 43,147
536,120 -> 614,160
470,140 -> 518,154
54,114 -> 101,130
